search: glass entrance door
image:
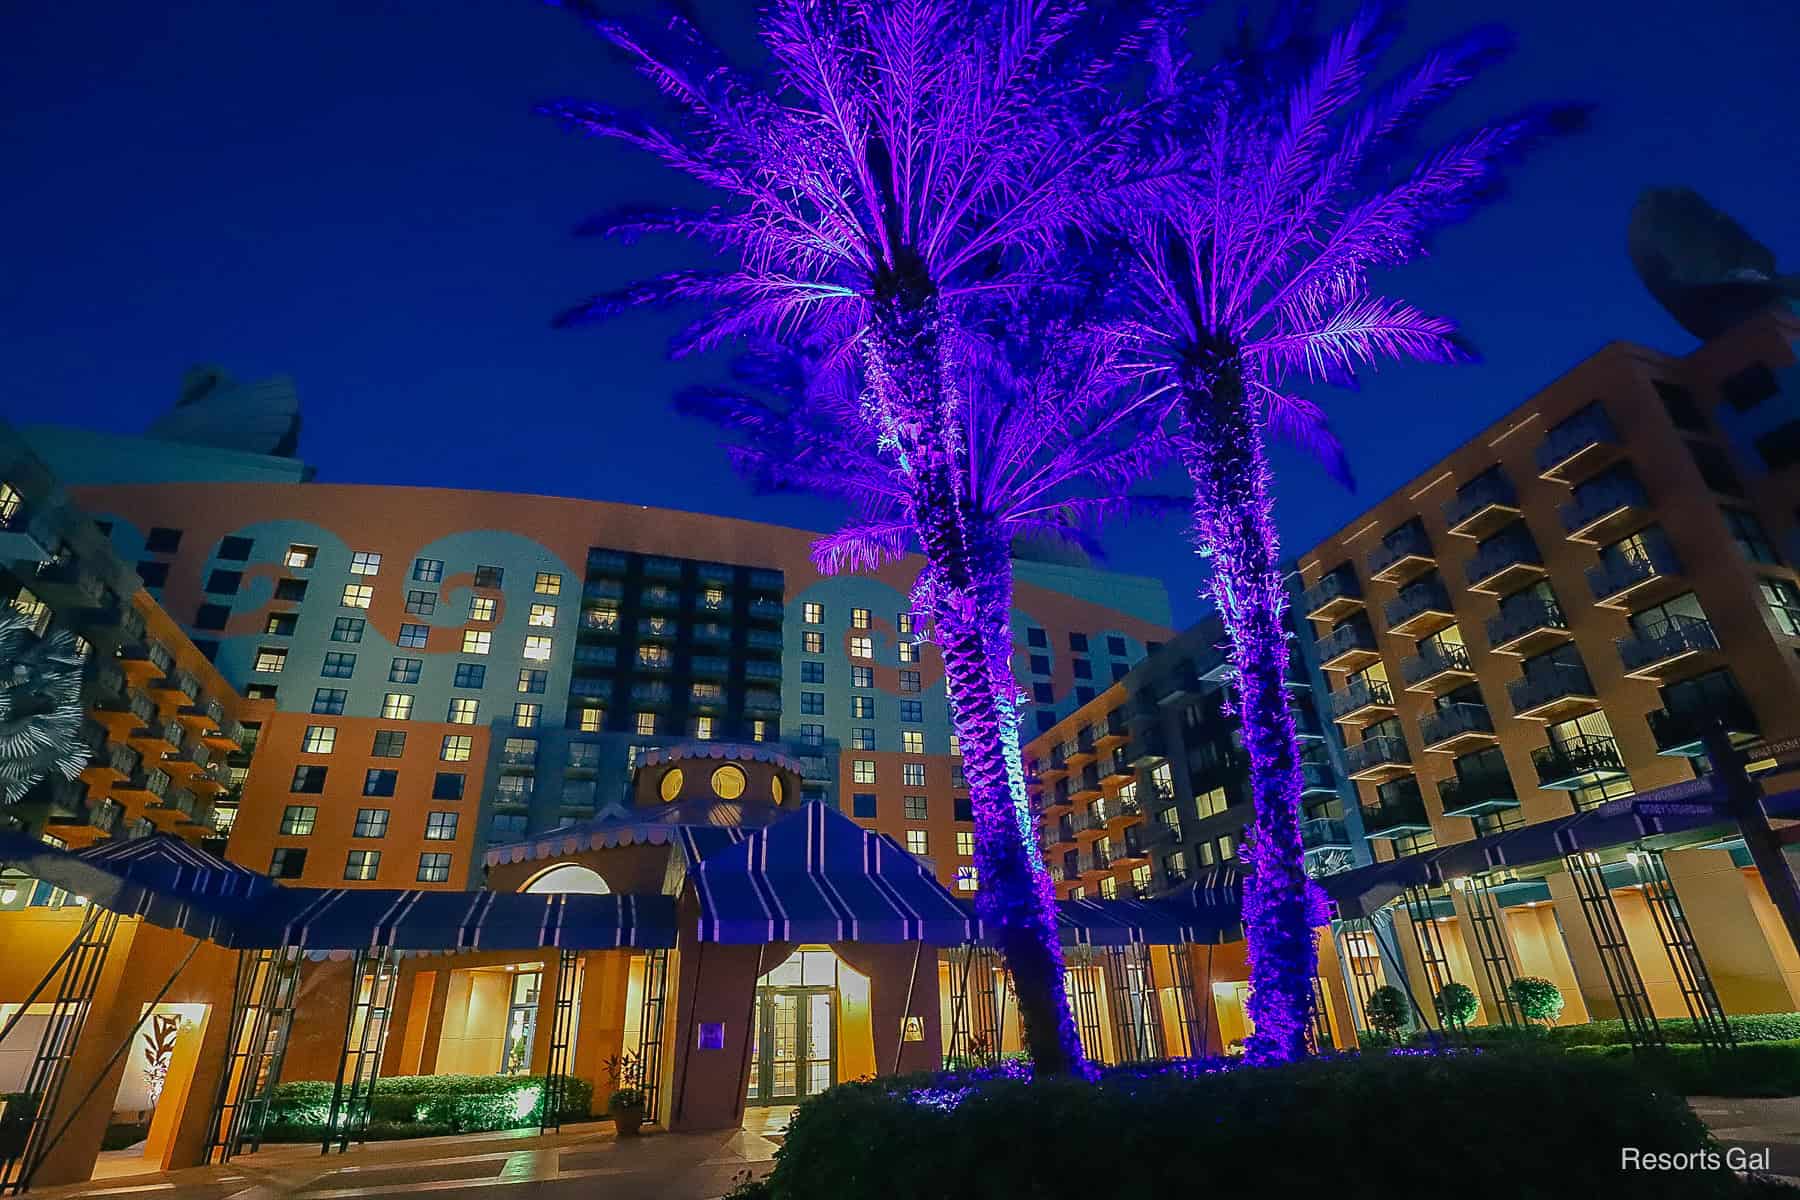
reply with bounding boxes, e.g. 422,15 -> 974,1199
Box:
746,986 -> 836,1105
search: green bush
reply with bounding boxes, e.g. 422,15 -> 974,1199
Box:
1509,976 -> 1566,1026
765,1051 -> 1742,1199
1362,985 -> 1410,1039
1568,1039 -> 1800,1098
1436,982 -> 1480,1028
1554,1013 -> 1800,1047
263,1073 -> 593,1142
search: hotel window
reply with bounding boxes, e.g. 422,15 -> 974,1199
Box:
323,617 -> 362,644
404,589 -> 436,616
900,700 -> 923,723
694,715 -> 714,740
372,730 -> 407,758
803,602 -> 824,624
279,805 -> 317,836
1217,834 -> 1237,861
852,728 -> 876,750
353,806 -> 390,836
899,670 -> 921,693
416,853 -> 452,883
956,831 -> 974,857
137,560 -> 171,589
474,564 -> 504,588
285,544 -> 318,569
513,702 -> 540,729
902,763 -> 926,787
440,735 -> 473,761
904,795 -> 928,820
898,641 -> 918,663
803,631 -> 824,654
1196,785 -> 1228,819
949,734 -> 961,757
801,661 -> 825,683
850,607 -> 871,629
1027,627 -> 1047,648
638,645 -> 671,669
391,623 -> 425,649
10,588 -> 50,634
534,571 -> 562,595
290,765 -> 328,793
635,712 -> 657,736
272,578 -> 308,602
523,636 -> 553,662
851,666 -> 873,688
0,482 -> 20,526
850,635 -> 873,659
1762,578 -> 1800,636
207,569 -> 243,595
363,773 -> 398,803
528,603 -> 556,627
432,772 -> 465,800
462,630 -> 492,655
449,662 -> 485,689
691,682 -> 723,703
897,612 -> 915,635
902,730 -> 924,754
801,692 -> 824,715
1098,876 -> 1118,900
344,850 -> 381,881
851,793 -> 877,818
1108,635 -> 1128,657
752,719 -> 769,742
1068,632 -> 1089,652
1072,658 -> 1092,679
341,584 -> 373,609
952,763 -> 967,789
1032,683 -> 1054,704
349,551 -> 382,576
851,696 -> 874,719
312,688 -> 347,715
518,669 -> 548,693
447,698 -> 480,725
425,811 -> 459,841
800,723 -> 824,746
413,557 -> 444,582
1151,762 -> 1174,800
905,829 -> 928,855
253,647 -> 287,674
955,866 -> 979,892
382,693 -> 415,720
852,760 -> 876,784
269,848 -> 307,879
389,657 -> 422,684
568,743 -> 600,771
321,651 -> 356,679
1193,841 -> 1215,867
1725,508 -> 1780,564
301,725 -> 336,754
469,595 -> 497,621
578,708 -> 603,733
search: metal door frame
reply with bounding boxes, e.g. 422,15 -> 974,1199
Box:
745,985 -> 837,1107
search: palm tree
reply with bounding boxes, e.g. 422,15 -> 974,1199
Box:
1113,10 -> 1580,1062
682,326 -> 1173,1075
0,606 -> 91,811
540,0 -> 1170,1076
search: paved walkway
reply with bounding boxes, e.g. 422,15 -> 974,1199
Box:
1690,1096 -> 1800,1183
31,1119 -> 779,1200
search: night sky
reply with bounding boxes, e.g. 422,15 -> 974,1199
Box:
5,1 -> 1796,626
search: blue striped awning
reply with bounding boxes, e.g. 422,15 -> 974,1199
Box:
237,887 -> 677,952
0,832 -> 259,942
692,801 -> 974,944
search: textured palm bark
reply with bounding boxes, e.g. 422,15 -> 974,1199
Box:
865,278 -> 1086,1077
1179,355 -> 1319,1064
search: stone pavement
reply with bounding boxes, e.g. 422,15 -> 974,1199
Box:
1690,1096 -> 1800,1184
29,1119 -> 778,1200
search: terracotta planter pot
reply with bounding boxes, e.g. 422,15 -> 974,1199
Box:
612,1104 -> 646,1137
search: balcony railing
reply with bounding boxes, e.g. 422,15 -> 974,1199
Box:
746,629 -> 784,652
1315,621 -> 1378,667
1487,594 -> 1569,653
1648,689 -> 1760,756
1443,471 -> 1520,536
586,549 -> 628,574
1369,523 -> 1436,582
1327,677 -> 1394,723
1419,702 -> 1495,749
1536,403 -> 1620,479
749,597 -> 785,622
1437,770 -> 1519,818
631,682 -> 673,705
1400,640 -> 1473,690
745,690 -> 781,713
1618,613 -> 1719,675
1532,734 -> 1626,789
1360,781 -> 1431,838
1465,527 -> 1543,591
1301,570 -> 1363,619
1384,576 -> 1455,635
1561,472 -> 1649,539
748,568 -> 784,592
642,555 -> 683,580
1345,735 -> 1411,779
1588,531 -> 1681,604
1300,761 -> 1337,794
1300,817 -> 1353,851
1508,662 -> 1595,719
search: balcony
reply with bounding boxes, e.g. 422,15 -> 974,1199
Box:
582,579 -> 624,603
745,690 -> 781,714
696,562 -> 735,588
148,668 -> 200,707
1097,710 -> 1131,747
119,636 -> 174,683
1561,472 -> 1651,544
1369,523 -> 1436,586
115,764 -> 172,800
84,737 -> 140,786
128,718 -> 186,758
1588,532 -> 1682,609
1100,747 -> 1134,781
1618,614 -> 1722,681
574,645 -> 618,672
1042,779 -> 1074,813
1315,622 -> 1380,673
1400,640 -> 1475,695
1129,726 -> 1169,766
640,586 -> 680,612
1648,690 -> 1761,757
1071,766 -> 1103,801
1419,702 -> 1497,753
1532,734 -> 1627,790
1115,828 -> 1151,863
1344,734 -> 1412,783
746,629 -> 784,655
745,659 -> 782,681
1301,817 -> 1354,852
1360,781 -> 1432,839
638,617 -> 679,642
1045,816 -> 1079,849
85,658 -> 126,706
1070,727 -> 1098,764
1327,677 -> 1396,727
1154,662 -> 1205,705
748,569 -> 784,592
1465,526 -> 1545,595
1437,770 -> 1520,819
1300,761 -> 1339,796
1039,745 -> 1068,782
748,597 -> 785,623
94,688 -> 158,740
1536,403 -> 1621,482
1507,662 -> 1599,722
0,494 -> 55,562
693,623 -> 730,646
642,555 -> 683,581
203,717 -> 243,754
1293,704 -> 1327,740
1384,576 -> 1456,638
586,549 -> 628,575
177,693 -> 225,735
631,682 -> 673,707
1444,471 -> 1522,540
32,555 -> 107,608
1302,570 -> 1364,622
1487,594 -> 1571,656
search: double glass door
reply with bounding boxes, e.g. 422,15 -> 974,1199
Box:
746,987 -> 835,1104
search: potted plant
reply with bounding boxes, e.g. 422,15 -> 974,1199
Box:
604,1053 -> 646,1137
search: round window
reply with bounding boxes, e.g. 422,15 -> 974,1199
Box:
711,764 -> 747,800
771,774 -> 785,805
659,767 -> 685,802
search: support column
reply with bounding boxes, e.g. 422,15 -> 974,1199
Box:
1666,846 -> 1800,1014
415,969 -> 454,1076
665,941 -> 765,1133
530,951 -> 560,1077
1546,871 -> 1625,1021
1314,930 -> 1356,1050
1449,877 -> 1522,1027
574,950 -> 632,1117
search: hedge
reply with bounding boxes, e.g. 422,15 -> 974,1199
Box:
760,1051 -> 1753,1200
263,1074 -> 593,1142
1568,1040 -> 1800,1098
1404,1012 -> 1800,1051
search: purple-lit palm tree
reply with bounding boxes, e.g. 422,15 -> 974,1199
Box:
540,0 -> 1171,1077
1116,11 -> 1579,1062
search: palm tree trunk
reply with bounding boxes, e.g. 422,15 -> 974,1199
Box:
866,283 -> 1087,1078
1179,355 -> 1320,1064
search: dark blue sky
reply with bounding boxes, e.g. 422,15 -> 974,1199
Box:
5,1 -> 1796,626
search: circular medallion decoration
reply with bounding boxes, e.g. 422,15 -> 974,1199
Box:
659,768 -> 685,802
771,775 -> 785,805
711,764 -> 746,800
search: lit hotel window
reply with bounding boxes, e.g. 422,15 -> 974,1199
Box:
523,636 -> 553,662
902,731 -> 924,754
579,708 -> 603,733
382,693 -> 414,720
341,584 -> 373,609
447,698 -> 479,725
344,850 -> 380,881
803,602 -> 823,624
285,544 -> 317,569
528,603 -> 556,627
850,636 -> 873,659
955,866 -> 979,892
852,760 -> 875,784
694,715 -> 714,741
635,712 -> 656,736
956,831 -> 973,857
469,596 -> 497,621
534,572 -> 561,596
302,725 -> 336,754
349,551 -> 382,576
513,702 -> 540,729
905,829 -> 928,855
253,647 -> 287,674
462,630 -> 491,655
851,608 -> 871,629
440,735 -> 473,762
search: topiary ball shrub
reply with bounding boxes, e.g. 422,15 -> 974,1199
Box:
765,1051 -> 1740,1200
1437,982 -> 1480,1029
1362,985 -> 1410,1041
1510,976 -> 1566,1026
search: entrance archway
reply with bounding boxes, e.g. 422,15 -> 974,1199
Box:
745,946 -> 869,1106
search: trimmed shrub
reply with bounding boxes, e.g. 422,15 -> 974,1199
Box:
263,1073 -> 593,1142
765,1051 -> 1740,1199
1569,1039 -> 1800,1098
1555,1013 -> 1800,1047
1509,975 -> 1566,1026
1362,985 -> 1409,1039
1436,982 -> 1480,1028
